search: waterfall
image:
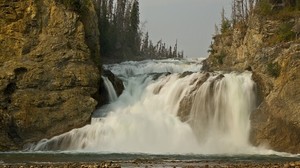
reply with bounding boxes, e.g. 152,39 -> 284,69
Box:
102,76 -> 118,102
29,59 -> 260,154
188,72 -> 256,154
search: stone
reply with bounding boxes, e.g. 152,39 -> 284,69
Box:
177,73 -> 210,122
102,69 -> 124,97
0,0 -> 101,150
203,9 -> 300,153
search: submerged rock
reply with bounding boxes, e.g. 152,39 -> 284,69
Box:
102,69 -> 124,97
177,73 -> 210,122
0,0 -> 101,150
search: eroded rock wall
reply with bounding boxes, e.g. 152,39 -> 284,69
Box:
0,0 -> 101,150
204,13 -> 300,153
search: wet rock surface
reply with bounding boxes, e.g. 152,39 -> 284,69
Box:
177,73 -> 210,122
96,70 -> 124,107
102,70 -> 124,97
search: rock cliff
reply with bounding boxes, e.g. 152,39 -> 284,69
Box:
204,9 -> 300,153
0,0 -> 101,150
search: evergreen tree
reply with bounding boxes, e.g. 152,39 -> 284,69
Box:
99,0 -> 110,56
129,0 -> 140,55
173,40 -> 178,57
141,32 -> 149,54
95,0 -> 185,60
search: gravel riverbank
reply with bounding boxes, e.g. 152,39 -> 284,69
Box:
1,160 -> 300,168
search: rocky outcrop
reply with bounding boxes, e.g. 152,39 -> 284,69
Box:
96,70 -> 124,107
250,43 -> 300,153
102,70 -> 124,97
0,0 -> 101,150
204,11 -> 300,153
177,73 -> 210,122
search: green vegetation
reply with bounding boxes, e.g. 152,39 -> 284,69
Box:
220,8 -> 231,33
267,62 -> 281,78
278,22 -> 296,41
57,0 -> 88,14
257,0 -> 273,16
256,0 -> 300,20
215,50 -> 227,65
95,0 -> 184,61
253,0 -> 300,44
221,19 -> 231,34
207,42 -> 216,55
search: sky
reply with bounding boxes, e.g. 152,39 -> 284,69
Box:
140,0 -> 232,58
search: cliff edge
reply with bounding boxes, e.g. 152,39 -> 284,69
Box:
204,3 -> 300,153
0,0 -> 101,150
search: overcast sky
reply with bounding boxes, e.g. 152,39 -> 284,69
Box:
140,0 -> 232,58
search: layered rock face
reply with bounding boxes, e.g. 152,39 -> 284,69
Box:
0,0 -> 101,150
204,13 -> 300,153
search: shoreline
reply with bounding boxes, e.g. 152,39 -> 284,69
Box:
1,160 -> 300,168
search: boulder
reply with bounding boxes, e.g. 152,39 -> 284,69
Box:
102,69 -> 124,97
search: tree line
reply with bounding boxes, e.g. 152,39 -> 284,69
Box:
215,0 -> 300,35
94,0 -> 184,61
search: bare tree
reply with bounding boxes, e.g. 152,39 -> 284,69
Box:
231,0 -> 258,25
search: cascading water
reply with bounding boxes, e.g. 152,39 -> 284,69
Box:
102,76 -> 118,102
188,73 -> 256,154
29,59 -> 261,154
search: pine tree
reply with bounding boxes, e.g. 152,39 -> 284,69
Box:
108,0 -> 114,21
221,8 -> 231,33
98,0 -> 111,56
141,32 -> 149,57
129,0 -> 141,55
173,40 -> 178,57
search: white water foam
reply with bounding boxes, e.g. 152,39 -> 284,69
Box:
29,59 -> 281,155
189,72 -> 257,154
102,76 -> 118,102
103,59 -> 202,78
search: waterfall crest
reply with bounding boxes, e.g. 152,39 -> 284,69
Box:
29,59 -> 262,154
188,72 -> 256,154
102,76 -> 118,102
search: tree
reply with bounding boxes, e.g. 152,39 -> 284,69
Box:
141,32 -> 149,54
129,0 -> 140,54
173,40 -> 178,57
221,8 -> 231,33
94,0 -> 185,60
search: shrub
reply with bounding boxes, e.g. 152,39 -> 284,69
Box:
267,22 -> 296,44
257,0 -> 273,16
221,18 -> 231,34
278,22 -> 296,42
275,7 -> 297,21
267,62 -> 281,78
296,0 -> 300,10
215,50 -> 227,65
208,42 -> 216,54
57,0 -> 88,14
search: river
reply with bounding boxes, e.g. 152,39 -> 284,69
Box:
1,59 -> 299,166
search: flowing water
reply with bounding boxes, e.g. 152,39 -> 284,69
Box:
102,76 -> 118,102
2,59 -> 299,164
